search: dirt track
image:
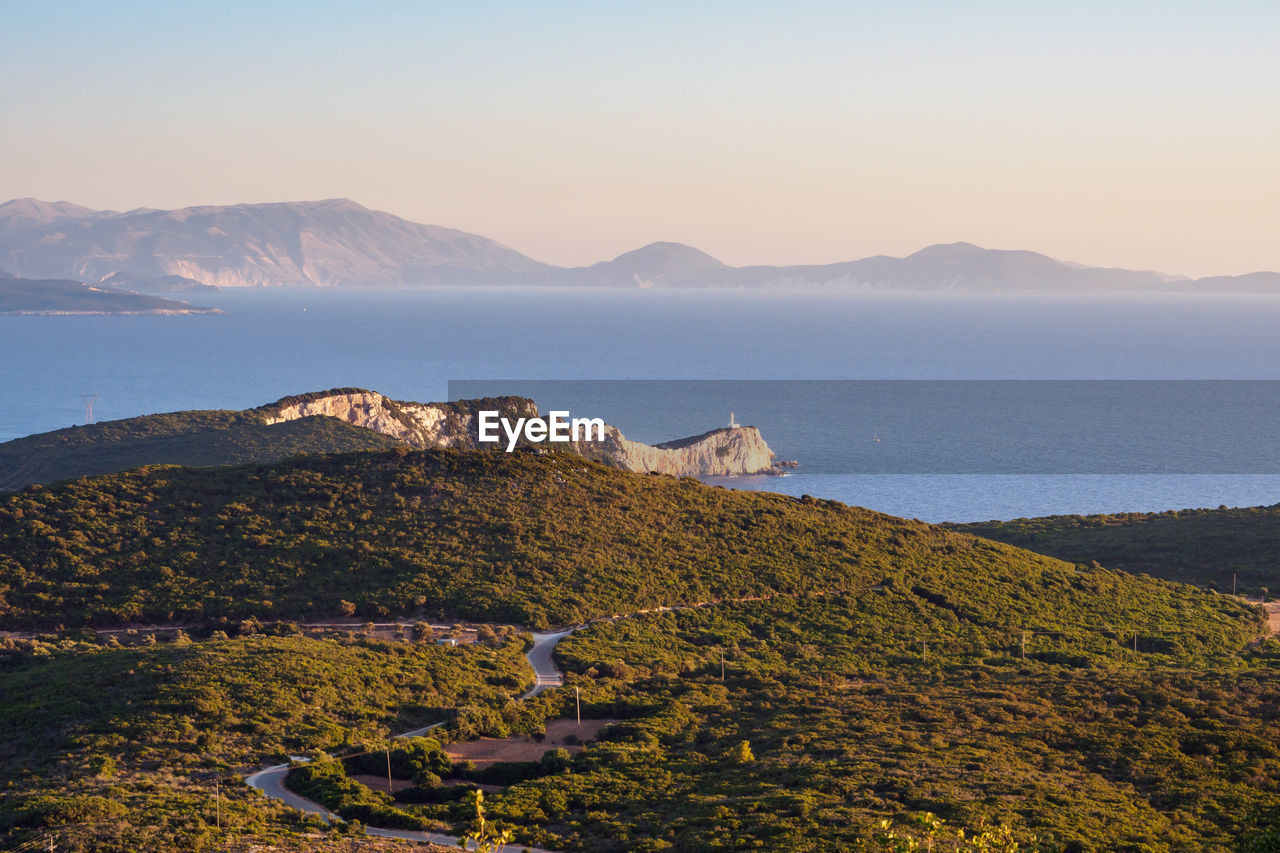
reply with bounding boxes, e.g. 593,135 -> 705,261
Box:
1263,601 -> 1280,635
447,718 -> 618,766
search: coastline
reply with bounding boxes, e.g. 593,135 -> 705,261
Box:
1,307 -> 225,316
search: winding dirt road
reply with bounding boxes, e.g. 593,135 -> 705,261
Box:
245,593 -> 841,846
246,629 -> 573,850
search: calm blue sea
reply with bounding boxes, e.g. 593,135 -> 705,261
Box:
4,287 -> 1280,521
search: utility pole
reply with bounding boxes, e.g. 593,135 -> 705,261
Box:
1233,573 -> 1238,595
1020,631 -> 1027,659
720,648 -> 725,682
386,746 -> 393,793
575,685 -> 581,727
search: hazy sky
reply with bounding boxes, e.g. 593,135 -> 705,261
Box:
2,1 -> 1276,276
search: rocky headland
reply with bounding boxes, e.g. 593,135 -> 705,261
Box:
0,274 -> 222,315
259,389 -> 790,477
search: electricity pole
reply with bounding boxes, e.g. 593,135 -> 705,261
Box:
79,393 -> 100,425
575,685 -> 581,727
386,746 -> 393,793
720,648 -> 725,682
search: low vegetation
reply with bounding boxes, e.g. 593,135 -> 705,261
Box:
0,388 -> 545,490
0,408 -> 405,491
953,504 -> 1280,594
0,628 -> 533,850
511,595 -> 1280,851
1,450 -> 1277,850
0,449 -> 1260,639
237,593 -> 1280,852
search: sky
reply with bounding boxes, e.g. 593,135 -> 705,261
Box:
1,0 -> 1277,277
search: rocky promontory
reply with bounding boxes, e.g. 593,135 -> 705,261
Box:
572,424 -> 782,476
258,391 -> 538,450
0,388 -> 790,490
260,388 -> 788,477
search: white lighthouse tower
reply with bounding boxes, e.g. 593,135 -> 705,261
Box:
727,411 -> 741,429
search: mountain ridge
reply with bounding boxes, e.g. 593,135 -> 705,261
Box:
3,197 -> 1277,292
0,197 -> 546,288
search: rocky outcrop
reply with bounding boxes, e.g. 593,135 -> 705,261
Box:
258,390 -> 537,450
257,389 -> 788,477
572,425 -> 781,476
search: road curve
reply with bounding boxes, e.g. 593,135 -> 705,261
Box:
245,763 -> 340,822
247,628 -> 576,849
245,599 -> 828,845
521,630 -> 574,699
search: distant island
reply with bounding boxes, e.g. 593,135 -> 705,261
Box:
0,271 -> 222,315
2,196 -> 1277,292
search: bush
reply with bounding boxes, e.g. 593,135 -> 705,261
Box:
15,794 -> 126,828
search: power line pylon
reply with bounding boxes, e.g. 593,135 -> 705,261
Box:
80,393 -> 100,424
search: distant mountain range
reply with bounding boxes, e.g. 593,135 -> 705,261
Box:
2,196 -> 1277,292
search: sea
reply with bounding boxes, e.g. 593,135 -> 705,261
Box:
4,286 -> 1280,523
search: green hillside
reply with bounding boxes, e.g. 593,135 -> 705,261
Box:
0,630 -> 534,851
0,449 -> 1259,644
952,504 -> 1280,594
0,407 -> 405,491
1,451 -> 1277,851
531,597 -> 1280,851
0,389 -> 540,491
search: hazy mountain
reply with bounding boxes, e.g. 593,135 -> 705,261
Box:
0,198 -> 547,287
683,242 -> 1190,291
0,198 -> 104,226
3,197 -> 1276,292
576,241 -> 1277,292
555,241 -> 730,287
1187,271 -> 1280,293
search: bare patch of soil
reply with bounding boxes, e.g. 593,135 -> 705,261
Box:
1264,601 -> 1280,635
447,718 -> 620,766
350,773 -> 415,794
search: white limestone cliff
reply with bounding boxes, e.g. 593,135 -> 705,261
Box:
258,389 -> 787,477
573,425 -> 780,476
259,390 -> 538,450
